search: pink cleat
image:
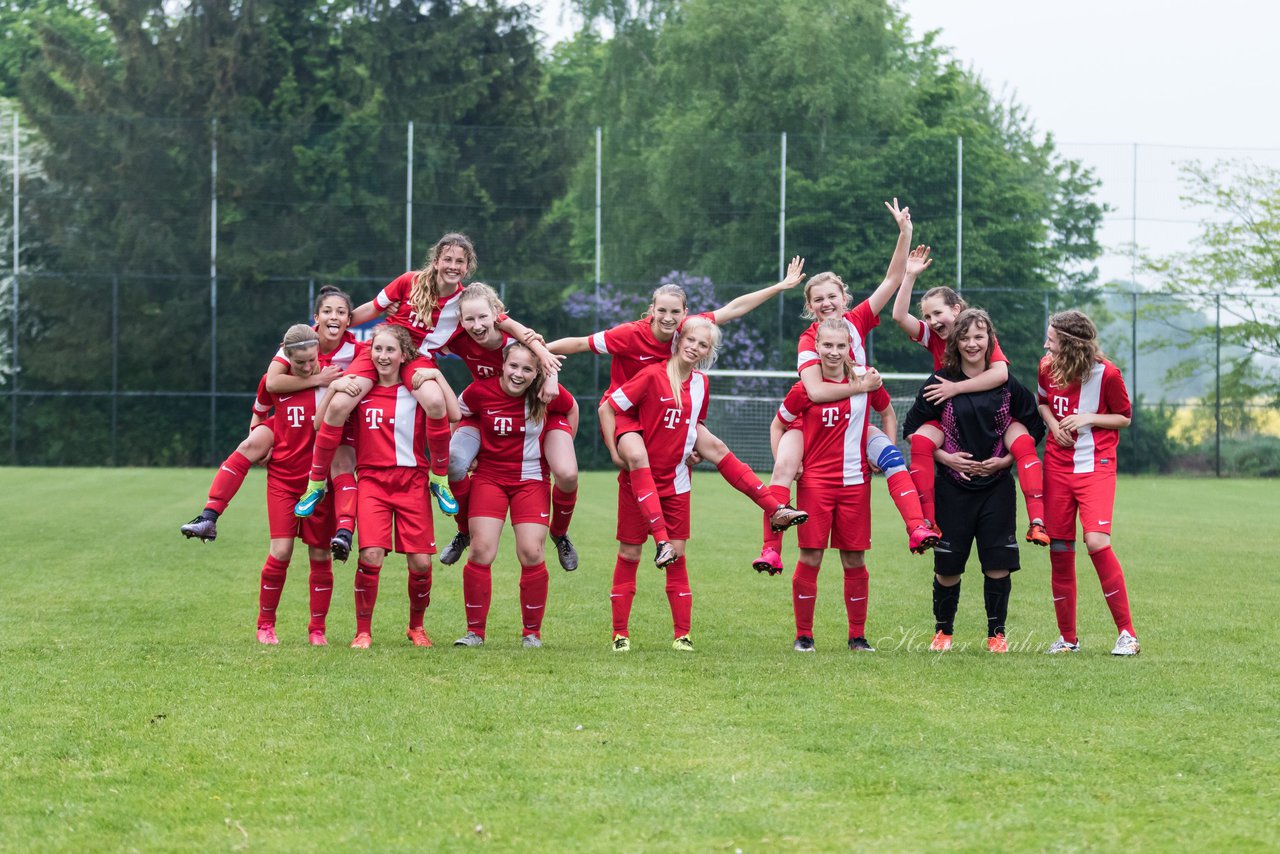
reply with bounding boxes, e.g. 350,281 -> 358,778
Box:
350,632 -> 372,649
405,627 -> 433,648
908,524 -> 941,554
752,547 -> 783,576
256,626 -> 279,646
308,630 -> 328,647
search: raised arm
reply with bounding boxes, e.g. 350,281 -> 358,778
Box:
891,244 -> 932,339
350,299 -> 381,327
709,256 -> 806,325
546,335 -> 593,356
864,198 -> 914,316
923,360 -> 1008,404
496,315 -> 563,374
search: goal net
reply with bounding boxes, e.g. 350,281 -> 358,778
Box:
703,369 -> 930,473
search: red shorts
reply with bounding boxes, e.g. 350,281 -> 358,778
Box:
546,414 -> 573,435
469,476 -> 551,525
1044,466 -> 1116,542
345,350 -> 437,387
266,475 -> 335,547
796,480 -> 871,551
356,466 -> 436,554
615,472 -> 691,544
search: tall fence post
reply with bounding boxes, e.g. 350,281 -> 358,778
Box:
405,120 -> 414,272
1215,294 -> 1222,477
593,126 -> 602,397
778,131 -> 787,355
1131,290 -> 1138,403
210,118 -> 219,463
111,273 -> 119,465
9,111 -> 18,462
956,135 -> 963,291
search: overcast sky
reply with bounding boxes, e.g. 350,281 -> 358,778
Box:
531,1 -> 1280,284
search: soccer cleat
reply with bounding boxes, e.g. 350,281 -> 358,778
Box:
793,635 -> 816,653
925,519 -> 943,540
1111,630 -> 1141,656
294,481 -> 326,518
256,626 -> 279,645
350,632 -> 372,649
180,514 -> 218,542
308,630 -> 328,647
429,474 -> 459,516
672,635 -> 694,652
654,540 -> 677,569
406,627 -> 433,648
453,631 -> 484,648
929,630 -> 953,652
769,504 -> 809,532
330,528 -> 353,563
987,633 -> 1009,654
553,534 -> 579,572
1045,636 -> 1080,654
612,633 -> 631,653
752,547 -> 783,575
908,523 -> 940,554
848,636 -> 876,652
440,532 -> 470,566
522,634 -> 543,649
1025,521 -> 1050,547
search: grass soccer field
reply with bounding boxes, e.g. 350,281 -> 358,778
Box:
1,468 -> 1276,851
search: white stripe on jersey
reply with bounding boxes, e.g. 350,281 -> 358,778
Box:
393,386 -> 419,467
844,318 -> 867,367
672,373 -> 705,495
418,292 -> 463,356
457,388 -> 474,419
1072,363 -> 1106,474
591,331 -> 609,354
842,395 -> 869,486
917,323 -> 935,350
797,349 -> 818,371
610,387 -> 635,412
330,340 -> 358,372
521,401 -> 546,482
778,402 -> 799,423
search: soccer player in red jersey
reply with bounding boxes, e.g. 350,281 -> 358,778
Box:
756,200 -> 926,574
346,324 -> 449,650
251,324 -> 342,646
295,233 -> 560,520
891,247 -> 1048,547
180,286 -> 356,545
603,317 -> 804,653
448,342 -> 576,649
1036,310 -> 1140,656
903,310 -> 1044,654
433,284 -> 582,572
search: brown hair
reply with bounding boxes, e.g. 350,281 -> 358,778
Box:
801,272 -> 852,320
643,283 -> 689,320
314,284 -> 353,315
1046,310 -> 1103,387
502,341 -> 548,423
409,232 -> 477,327
815,318 -> 855,381
942,308 -> 996,372
370,322 -> 417,362
919,285 -> 966,316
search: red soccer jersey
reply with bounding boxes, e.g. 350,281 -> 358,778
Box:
252,374 -> 273,418
349,382 -> 428,470
776,378 -> 873,487
1037,357 -> 1131,473
608,364 -> 709,496
796,301 -> 879,374
269,386 -> 327,483
373,272 -> 465,355
442,328 -> 514,381
457,378 -> 575,483
589,312 -> 715,395
911,323 -> 1009,371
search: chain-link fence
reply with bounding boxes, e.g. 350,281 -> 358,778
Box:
1,114 -> 1277,473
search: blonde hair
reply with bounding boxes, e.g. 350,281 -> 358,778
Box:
801,272 -> 852,320
665,316 -> 721,400
943,309 -> 996,372
1046,310 -> 1103,387
502,341 -> 548,424
815,317 -> 855,381
370,322 -> 417,362
281,323 -> 320,352
643,283 -> 689,319
410,232 -> 477,327
459,282 -> 505,317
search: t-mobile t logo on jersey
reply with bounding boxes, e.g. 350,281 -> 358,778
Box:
1052,396 -> 1072,418
821,406 -> 841,427
662,408 -> 682,430
476,364 -> 496,378
285,406 -> 307,428
493,416 -> 514,435
406,309 -> 428,329
365,408 -> 385,429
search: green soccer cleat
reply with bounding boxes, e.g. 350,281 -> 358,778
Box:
294,480 -> 327,518
429,474 -> 459,516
